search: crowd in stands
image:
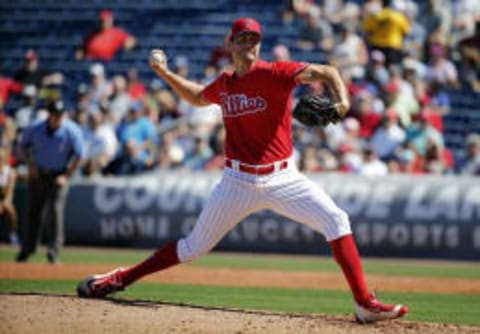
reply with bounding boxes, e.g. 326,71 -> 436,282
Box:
1,0 -> 479,179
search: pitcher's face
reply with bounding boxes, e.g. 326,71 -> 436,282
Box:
231,33 -> 261,63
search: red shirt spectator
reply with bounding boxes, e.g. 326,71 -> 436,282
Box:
0,77 -> 22,106
77,10 -> 136,62
126,68 -> 146,100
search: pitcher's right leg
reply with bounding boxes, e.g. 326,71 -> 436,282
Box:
78,172 -> 261,298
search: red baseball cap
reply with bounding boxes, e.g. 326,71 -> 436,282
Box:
99,10 -> 113,21
230,17 -> 262,41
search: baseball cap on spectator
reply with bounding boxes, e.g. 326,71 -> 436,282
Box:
89,63 -> 105,76
229,18 -> 262,41
25,49 -> 38,62
99,10 -> 113,21
47,100 -> 66,115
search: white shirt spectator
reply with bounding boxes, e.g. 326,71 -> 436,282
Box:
370,123 -> 406,159
360,158 -> 389,176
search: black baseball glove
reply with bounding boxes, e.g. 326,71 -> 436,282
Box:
292,95 -> 344,127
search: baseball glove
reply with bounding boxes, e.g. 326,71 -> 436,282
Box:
292,95 -> 343,127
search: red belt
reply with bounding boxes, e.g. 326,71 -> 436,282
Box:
225,159 -> 289,175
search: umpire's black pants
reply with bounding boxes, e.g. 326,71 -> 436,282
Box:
20,173 -> 65,258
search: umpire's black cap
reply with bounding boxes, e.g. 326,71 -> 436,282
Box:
47,100 -> 66,115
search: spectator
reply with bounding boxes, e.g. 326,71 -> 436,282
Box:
114,101 -> 157,175
368,50 -> 390,86
337,143 -> 362,173
183,134 -> 214,171
0,146 -> 18,246
422,139 -> 446,174
283,0 -> 319,23
76,10 -> 136,62
173,56 -> 190,78
401,2 -> 426,60
352,92 -> 381,139
370,108 -> 406,160
88,63 -> 111,108
362,0 -> 410,65
153,89 -> 181,122
205,126 -> 226,171
272,44 -> 291,62
84,109 -> 119,176
406,112 -> 444,157
330,22 -> 368,80
127,68 -> 146,100
359,146 -> 389,176
458,133 -> 480,175
388,146 -> 416,173
457,21 -> 480,91
155,129 -> 184,170
298,144 -> 320,172
389,64 -> 415,99
383,80 -> 419,127
14,85 -> 38,133
425,44 -> 459,88
417,0 -> 443,38
0,76 -> 22,107
296,6 -> 334,51
108,75 -> 131,125
208,34 -> 232,72
418,94 -> 444,133
16,100 -> 86,264
0,110 -> 17,148
14,49 -> 63,90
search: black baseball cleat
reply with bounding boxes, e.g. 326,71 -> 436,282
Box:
15,251 -> 32,263
47,250 -> 60,264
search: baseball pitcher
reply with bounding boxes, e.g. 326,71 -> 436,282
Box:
78,18 -> 408,323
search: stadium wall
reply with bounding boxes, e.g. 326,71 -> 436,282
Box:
60,172 -> 480,260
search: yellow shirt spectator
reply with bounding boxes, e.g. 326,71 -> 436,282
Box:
363,8 -> 410,49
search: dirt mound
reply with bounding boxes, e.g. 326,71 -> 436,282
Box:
1,294 -> 478,334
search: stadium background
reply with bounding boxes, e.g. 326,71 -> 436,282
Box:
0,0 -> 479,260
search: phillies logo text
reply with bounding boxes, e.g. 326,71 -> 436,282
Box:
219,93 -> 267,118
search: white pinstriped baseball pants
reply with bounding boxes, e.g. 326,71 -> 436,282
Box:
177,157 -> 352,263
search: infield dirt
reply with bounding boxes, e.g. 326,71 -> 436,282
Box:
1,262 -> 480,333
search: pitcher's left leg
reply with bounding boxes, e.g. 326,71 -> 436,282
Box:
267,172 -> 408,322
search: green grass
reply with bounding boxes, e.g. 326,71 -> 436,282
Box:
1,246 -> 479,279
1,279 -> 479,326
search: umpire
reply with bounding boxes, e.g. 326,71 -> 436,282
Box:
16,100 -> 86,263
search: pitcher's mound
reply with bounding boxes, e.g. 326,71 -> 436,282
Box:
0,294 -> 476,334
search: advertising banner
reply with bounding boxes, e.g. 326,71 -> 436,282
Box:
65,172 -> 480,260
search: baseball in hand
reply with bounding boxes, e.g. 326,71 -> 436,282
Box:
149,49 -> 167,70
